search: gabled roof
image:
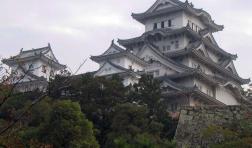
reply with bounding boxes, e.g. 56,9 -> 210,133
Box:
94,61 -> 140,78
2,44 -> 66,69
132,0 -> 223,32
91,50 -> 148,66
101,40 -> 125,56
137,41 -> 192,72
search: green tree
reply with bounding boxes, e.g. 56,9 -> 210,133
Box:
128,75 -> 161,116
106,103 -> 175,148
37,100 -> 99,148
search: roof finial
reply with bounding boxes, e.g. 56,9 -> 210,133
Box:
20,48 -> 23,53
48,43 -> 51,49
190,2 -> 194,7
111,39 -> 114,44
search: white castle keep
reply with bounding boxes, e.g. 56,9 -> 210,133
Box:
91,0 -> 251,107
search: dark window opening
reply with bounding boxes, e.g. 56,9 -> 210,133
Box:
167,45 -> 171,50
161,21 -> 165,28
168,20 -> 172,27
175,41 -> 179,49
153,23 -> 157,30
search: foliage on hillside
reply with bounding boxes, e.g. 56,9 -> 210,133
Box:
202,118 -> 252,148
0,74 -> 177,147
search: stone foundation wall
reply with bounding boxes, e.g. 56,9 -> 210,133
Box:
175,106 -> 252,148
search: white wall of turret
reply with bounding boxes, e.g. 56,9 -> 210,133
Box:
145,11 -> 184,32
216,86 -> 239,105
10,59 -> 55,83
145,11 -> 207,33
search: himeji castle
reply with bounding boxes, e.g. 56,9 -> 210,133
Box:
2,44 -> 66,92
91,0 -> 251,107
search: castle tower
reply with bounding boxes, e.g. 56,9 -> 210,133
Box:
2,44 -> 66,92
92,0 -> 250,107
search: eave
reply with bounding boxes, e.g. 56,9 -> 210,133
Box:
118,27 -> 236,59
167,70 -> 219,86
162,88 -> 225,106
191,51 -> 250,85
90,51 -> 148,66
94,61 -> 141,78
2,54 -> 66,71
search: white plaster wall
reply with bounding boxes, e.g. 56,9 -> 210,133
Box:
110,57 -> 144,72
145,62 -> 177,77
155,34 -> 187,52
216,86 -> 239,105
175,78 -> 194,88
189,57 -> 213,75
145,11 -> 184,32
123,76 -> 139,86
194,79 -> 214,97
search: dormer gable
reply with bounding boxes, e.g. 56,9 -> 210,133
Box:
102,40 -> 125,56
146,0 -> 180,13
225,61 -> 238,76
94,61 -> 128,77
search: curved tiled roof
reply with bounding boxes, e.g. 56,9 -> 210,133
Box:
91,51 -> 148,66
159,75 -> 225,105
132,0 -> 223,32
118,27 -> 236,59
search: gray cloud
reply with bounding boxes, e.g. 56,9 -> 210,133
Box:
0,0 -> 251,79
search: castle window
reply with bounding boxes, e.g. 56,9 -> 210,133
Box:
42,65 -> 47,73
167,45 -> 171,50
207,89 -> 211,96
163,46 -> 166,52
153,23 -> 157,30
29,64 -> 34,72
175,41 -> 179,49
161,21 -> 165,28
171,103 -> 178,111
168,20 -> 172,27
155,70 -> 160,77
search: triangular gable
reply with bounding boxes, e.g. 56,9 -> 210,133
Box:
136,44 -> 186,73
102,41 -> 125,56
161,80 -> 182,91
94,62 -> 127,77
225,61 -> 238,75
44,49 -> 58,63
145,0 -> 179,14
195,43 -> 210,58
203,33 -> 218,46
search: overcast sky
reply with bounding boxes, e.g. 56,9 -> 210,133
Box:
0,0 -> 252,79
